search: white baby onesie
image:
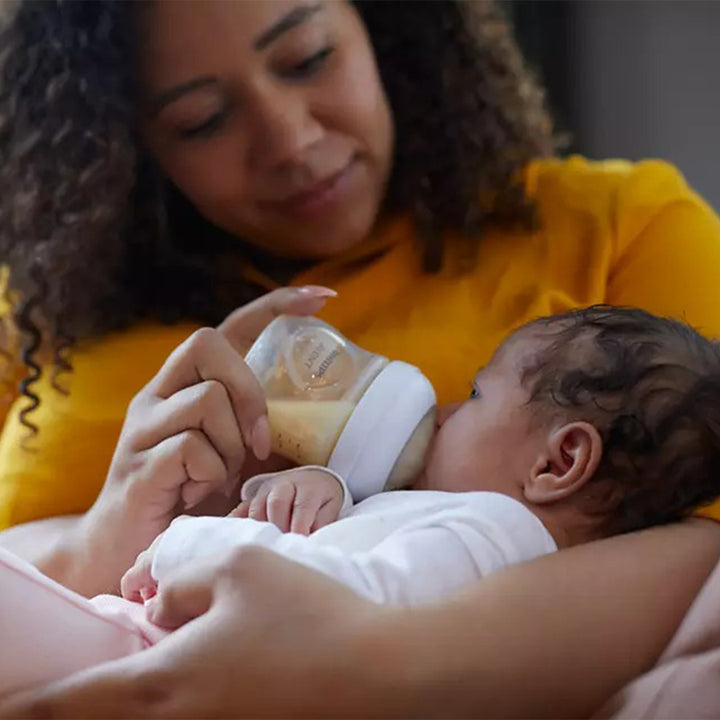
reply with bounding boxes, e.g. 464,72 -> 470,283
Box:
153,471 -> 557,606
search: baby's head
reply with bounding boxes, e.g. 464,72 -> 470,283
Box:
420,306 -> 720,541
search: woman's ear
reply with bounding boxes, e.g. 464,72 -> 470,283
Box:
523,422 -> 603,505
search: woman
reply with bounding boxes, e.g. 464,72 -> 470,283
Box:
0,0 -> 719,604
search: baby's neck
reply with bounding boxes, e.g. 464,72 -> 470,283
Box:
529,504 -> 606,549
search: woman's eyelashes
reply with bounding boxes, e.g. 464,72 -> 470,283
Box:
180,109 -> 229,140
177,46 -> 335,141
282,45 -> 335,81
289,45 -> 335,79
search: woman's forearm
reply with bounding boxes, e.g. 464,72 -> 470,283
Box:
0,515 -> 102,597
363,518 -> 720,719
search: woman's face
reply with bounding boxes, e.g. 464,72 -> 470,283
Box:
138,0 -> 394,260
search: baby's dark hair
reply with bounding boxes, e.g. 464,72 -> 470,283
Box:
522,305 -> 720,534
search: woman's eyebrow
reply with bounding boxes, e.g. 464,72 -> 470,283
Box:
253,2 -> 323,51
148,3 -> 324,116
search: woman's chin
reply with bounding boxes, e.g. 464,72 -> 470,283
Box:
254,216 -> 377,261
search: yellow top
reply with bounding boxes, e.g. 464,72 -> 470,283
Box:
2,155 -> 720,528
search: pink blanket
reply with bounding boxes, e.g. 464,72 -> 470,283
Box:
597,555 -> 720,718
0,548 -> 166,697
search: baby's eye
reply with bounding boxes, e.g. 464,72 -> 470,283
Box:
469,386 -> 480,399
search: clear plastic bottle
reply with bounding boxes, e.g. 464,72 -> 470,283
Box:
245,315 -> 437,500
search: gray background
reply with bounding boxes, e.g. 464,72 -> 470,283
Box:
510,0 -> 720,209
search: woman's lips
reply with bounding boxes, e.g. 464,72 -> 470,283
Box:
265,158 -> 358,220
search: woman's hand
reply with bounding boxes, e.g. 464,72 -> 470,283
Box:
76,286 -> 336,595
0,547 -> 383,719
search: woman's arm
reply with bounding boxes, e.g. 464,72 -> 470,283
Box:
389,518 -> 720,718
3,518 -> 719,719
0,516 -> 90,592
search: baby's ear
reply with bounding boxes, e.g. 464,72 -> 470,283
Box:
523,422 -> 602,504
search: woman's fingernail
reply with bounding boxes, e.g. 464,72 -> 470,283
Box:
252,415 -> 271,460
295,285 -> 338,298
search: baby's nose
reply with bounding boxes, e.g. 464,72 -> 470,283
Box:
436,403 -> 461,427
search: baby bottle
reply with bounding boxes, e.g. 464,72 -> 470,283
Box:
245,315 -> 437,501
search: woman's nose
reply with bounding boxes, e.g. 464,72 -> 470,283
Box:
250,88 -> 324,169
436,403 -> 461,427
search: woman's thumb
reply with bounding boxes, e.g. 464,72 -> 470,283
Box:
146,565 -> 216,630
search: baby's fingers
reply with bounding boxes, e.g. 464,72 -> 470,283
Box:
265,482 -> 296,533
247,485 -> 270,524
310,496 -> 344,533
289,485 -> 326,535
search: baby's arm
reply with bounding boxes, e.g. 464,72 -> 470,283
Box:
122,466 -> 351,602
126,495 -> 554,606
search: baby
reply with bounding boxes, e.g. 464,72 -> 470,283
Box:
123,305 -> 720,607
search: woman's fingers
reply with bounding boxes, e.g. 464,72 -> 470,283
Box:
130,380 -> 246,482
145,563 -> 218,630
144,546 -> 273,630
142,328 -> 270,461
145,546 -> 263,630
218,286 -> 337,354
137,430 -> 228,509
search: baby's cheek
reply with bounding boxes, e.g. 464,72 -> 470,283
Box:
422,448 -> 456,492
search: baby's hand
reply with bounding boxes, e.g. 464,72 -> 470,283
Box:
120,528 -> 171,603
230,467 -> 344,535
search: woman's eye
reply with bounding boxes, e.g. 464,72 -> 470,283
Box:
180,111 -> 227,140
284,46 -> 334,80
469,387 -> 480,399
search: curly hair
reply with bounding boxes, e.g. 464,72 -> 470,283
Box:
522,306 -> 720,535
0,0 -> 555,436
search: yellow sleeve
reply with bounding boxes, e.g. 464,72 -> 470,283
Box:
607,160 -> 720,336
604,161 -> 720,520
0,322 -> 198,530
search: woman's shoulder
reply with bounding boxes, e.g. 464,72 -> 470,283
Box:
527,155 -> 705,223
525,155 -> 719,268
